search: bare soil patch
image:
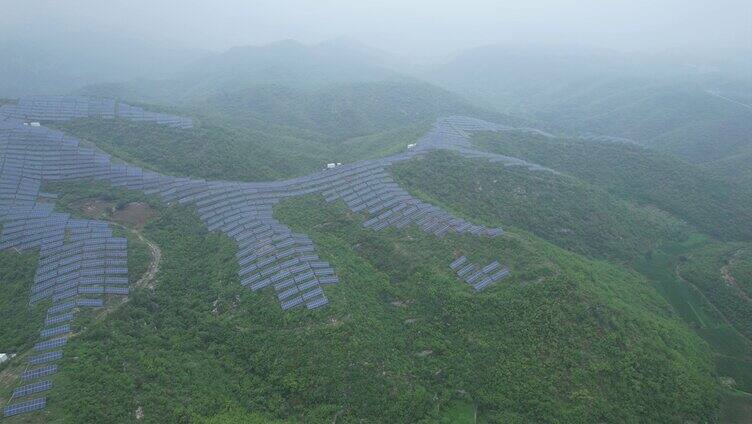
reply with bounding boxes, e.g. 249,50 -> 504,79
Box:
112,202 -> 156,229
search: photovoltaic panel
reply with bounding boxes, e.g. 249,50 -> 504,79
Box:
21,364 -> 58,381
34,337 -> 67,351
3,397 -> 46,417
28,350 -> 63,365
13,380 -> 53,398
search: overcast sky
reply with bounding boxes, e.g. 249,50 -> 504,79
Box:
4,0 -> 751,58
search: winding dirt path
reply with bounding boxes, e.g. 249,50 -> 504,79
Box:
129,228 -> 161,290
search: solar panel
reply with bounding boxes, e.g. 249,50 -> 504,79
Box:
77,298 -> 104,307
21,364 -> 58,381
3,397 -> 46,417
34,336 -> 67,351
482,261 -> 500,274
13,380 -> 53,398
490,267 -> 511,282
449,256 -> 468,270
28,350 -> 63,365
40,324 -> 70,338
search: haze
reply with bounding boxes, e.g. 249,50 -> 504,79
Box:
3,0 -> 751,60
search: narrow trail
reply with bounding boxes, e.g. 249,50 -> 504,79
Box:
129,227 -> 161,290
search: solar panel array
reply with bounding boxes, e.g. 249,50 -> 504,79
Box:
0,96 -> 552,416
0,96 -> 192,129
0,97 -> 545,315
449,256 -> 511,291
0,106 -> 133,418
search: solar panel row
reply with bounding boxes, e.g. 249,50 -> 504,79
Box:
3,397 -> 46,417
450,258 -> 511,292
12,380 -> 53,398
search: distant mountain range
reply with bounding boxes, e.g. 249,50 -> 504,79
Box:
3,33 -> 750,183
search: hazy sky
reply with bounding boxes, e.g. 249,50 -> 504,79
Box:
4,0 -> 751,57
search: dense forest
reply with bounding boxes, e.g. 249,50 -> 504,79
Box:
473,131 -> 752,241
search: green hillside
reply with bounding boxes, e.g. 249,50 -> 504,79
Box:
677,243 -> 752,341
0,251 -> 46,354
1,180 -> 719,423
391,151 -> 752,420
392,151 -> 688,263
472,131 -> 752,241
705,150 -> 752,186
56,80 -> 510,181
197,80 -> 494,140
77,39 -> 400,105
54,118 -> 330,181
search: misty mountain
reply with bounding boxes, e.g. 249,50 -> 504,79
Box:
424,44 -> 752,169
197,80 -> 501,140
79,39 -> 401,104
77,39 -> 517,143
0,29 -> 208,98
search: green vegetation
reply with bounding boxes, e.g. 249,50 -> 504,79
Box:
473,131 -> 752,241
197,80 -> 498,140
392,152 -> 752,417
719,391 -> 752,424
56,79 -> 497,182
392,151 -> 688,263
677,243 -> 752,340
631,237 -> 752,395
706,150 -> 752,186
5,180 -> 714,422
0,251 -> 46,354
54,119 -> 326,181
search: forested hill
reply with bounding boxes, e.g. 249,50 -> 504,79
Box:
423,44 -> 752,182
72,39 -> 522,168
472,130 -> 752,241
